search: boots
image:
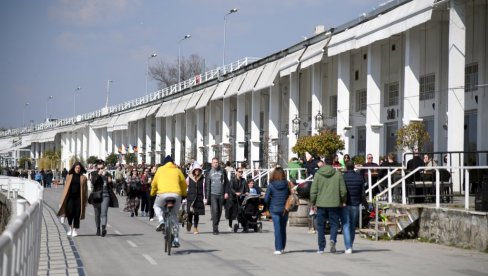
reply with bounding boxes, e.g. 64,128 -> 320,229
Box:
96,227 -> 101,236
101,225 -> 107,237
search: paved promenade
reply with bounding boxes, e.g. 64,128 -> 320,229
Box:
39,188 -> 488,276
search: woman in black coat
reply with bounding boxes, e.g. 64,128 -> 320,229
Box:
186,162 -> 205,234
225,168 -> 246,231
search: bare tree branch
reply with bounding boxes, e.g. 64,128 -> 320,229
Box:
149,54 -> 206,89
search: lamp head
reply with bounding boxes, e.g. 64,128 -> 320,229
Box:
229,8 -> 238,14
184,34 -> 191,39
150,53 -> 157,58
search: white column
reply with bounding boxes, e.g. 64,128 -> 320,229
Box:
155,117 -> 162,164
165,117 -> 173,159
145,117 -> 153,165
251,90 -> 261,168
403,29 -> 421,124
366,44 -> 382,160
82,128 -> 88,161
208,103 -> 216,160
174,115 -> 183,166
88,126 -> 98,158
100,129 -> 107,158
447,0 -> 465,192
137,120 -> 144,164
337,52 -> 351,153
76,131 -> 82,159
106,130 -> 113,155
288,72 -> 299,159
222,98 -> 231,145
268,85 -> 280,166
185,111 -> 194,164
70,132 -> 75,158
235,94 -> 246,163
196,109 -> 204,164
311,64 -> 323,135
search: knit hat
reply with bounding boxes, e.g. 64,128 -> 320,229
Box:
163,155 -> 174,165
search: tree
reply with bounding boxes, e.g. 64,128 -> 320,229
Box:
125,153 -> 137,165
150,54 -> 207,89
69,155 -> 85,169
396,121 -> 430,152
86,156 -> 98,165
19,156 -> 32,169
292,129 -> 345,158
106,153 -> 118,165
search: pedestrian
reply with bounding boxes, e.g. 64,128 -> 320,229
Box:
151,155 -> 187,248
310,156 -> 350,254
140,168 -> 150,216
342,161 -> 364,252
57,162 -> 88,238
61,168 -> 68,185
89,159 -> 119,237
125,168 -> 141,217
205,157 -> 229,235
226,167 -> 246,231
264,167 -> 290,255
185,161 -> 205,234
148,165 -> 157,221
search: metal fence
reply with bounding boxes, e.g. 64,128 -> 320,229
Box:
0,176 -> 43,276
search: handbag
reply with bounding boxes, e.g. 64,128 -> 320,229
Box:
284,182 -> 299,213
88,190 -> 102,204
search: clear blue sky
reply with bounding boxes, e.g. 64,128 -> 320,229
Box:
0,0 -> 384,129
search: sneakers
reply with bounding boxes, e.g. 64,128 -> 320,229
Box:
193,227 -> 199,234
317,250 -> 324,254
274,251 -> 282,255
67,228 -> 72,236
186,222 -> 192,232
172,238 -> 180,248
308,229 -> 317,234
96,228 -> 101,236
212,230 -> 219,235
156,223 -> 165,232
71,229 -> 78,237
228,226 -> 233,232
345,248 -> 353,254
149,218 -> 155,221
330,241 -> 336,253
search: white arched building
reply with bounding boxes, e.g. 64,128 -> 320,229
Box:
1,0 -> 487,182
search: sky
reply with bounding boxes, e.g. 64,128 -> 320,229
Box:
0,0 -> 386,129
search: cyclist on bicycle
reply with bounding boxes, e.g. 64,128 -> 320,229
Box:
151,156 -> 187,248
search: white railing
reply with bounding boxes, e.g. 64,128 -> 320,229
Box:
0,176 -> 44,276
0,57 -> 259,138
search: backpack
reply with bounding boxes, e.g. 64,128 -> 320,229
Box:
130,181 -> 141,194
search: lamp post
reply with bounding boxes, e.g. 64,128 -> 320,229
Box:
146,53 -> 157,95
178,34 -> 191,91
292,114 -> 301,137
314,110 -> 323,131
73,87 -> 81,118
22,102 -> 29,127
223,8 -> 238,73
45,96 -> 53,122
105,80 -> 113,108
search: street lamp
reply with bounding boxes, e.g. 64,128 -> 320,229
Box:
105,80 -> 113,108
22,102 -> 29,127
223,8 -> 238,73
45,96 -> 53,122
73,87 -> 81,118
178,34 -> 191,91
314,110 -> 323,130
146,53 -> 157,95
292,114 -> 301,137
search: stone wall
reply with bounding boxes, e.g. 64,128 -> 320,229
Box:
0,193 -> 12,233
418,207 -> 488,252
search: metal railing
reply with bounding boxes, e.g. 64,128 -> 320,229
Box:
0,57 -> 258,138
0,176 -> 44,276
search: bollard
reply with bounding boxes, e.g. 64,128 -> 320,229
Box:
17,199 -> 27,215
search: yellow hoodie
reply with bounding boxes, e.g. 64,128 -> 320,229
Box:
150,163 -> 187,197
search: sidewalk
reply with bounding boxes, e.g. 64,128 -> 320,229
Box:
38,201 -> 86,276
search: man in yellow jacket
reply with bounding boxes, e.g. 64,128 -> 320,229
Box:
151,156 -> 187,247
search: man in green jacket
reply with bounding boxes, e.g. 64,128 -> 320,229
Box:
288,157 -> 305,181
310,157 -> 351,254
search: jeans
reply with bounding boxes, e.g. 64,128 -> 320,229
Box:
94,194 -> 110,228
210,194 -> 224,232
66,193 -> 81,228
271,212 -> 288,251
345,205 -> 359,246
316,207 -> 352,251
154,193 -> 181,235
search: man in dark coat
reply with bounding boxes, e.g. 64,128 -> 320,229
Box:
343,161 -> 365,251
225,168 -> 246,231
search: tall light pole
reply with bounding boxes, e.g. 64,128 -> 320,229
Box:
45,96 -> 53,122
178,34 -> 191,90
223,8 -> 238,73
22,102 -> 29,127
73,87 -> 81,118
146,53 -> 157,95
105,80 -> 113,108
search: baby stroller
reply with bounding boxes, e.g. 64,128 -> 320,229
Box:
233,194 -> 263,233
179,200 -> 188,228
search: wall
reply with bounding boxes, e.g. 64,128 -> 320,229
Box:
418,207 -> 488,252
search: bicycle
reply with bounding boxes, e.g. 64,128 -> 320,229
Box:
162,197 -> 177,255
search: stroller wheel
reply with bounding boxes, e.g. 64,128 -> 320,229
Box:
233,224 -> 238,233
258,223 -> 263,232
253,225 -> 258,232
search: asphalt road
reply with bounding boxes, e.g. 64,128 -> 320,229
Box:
43,188 -> 488,276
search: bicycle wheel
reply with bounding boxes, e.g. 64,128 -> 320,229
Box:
164,215 -> 169,253
166,216 -> 173,256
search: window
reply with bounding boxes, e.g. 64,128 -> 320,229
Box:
420,74 -> 435,101
355,89 -> 367,112
465,63 -> 478,92
384,82 -> 399,107
357,126 -> 366,157
422,117 -> 434,152
329,96 -> 337,117
385,123 -> 398,156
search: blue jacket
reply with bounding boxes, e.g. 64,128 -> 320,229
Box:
264,180 -> 290,214
343,170 -> 364,206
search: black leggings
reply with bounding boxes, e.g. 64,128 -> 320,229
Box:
66,194 -> 81,228
187,212 -> 200,228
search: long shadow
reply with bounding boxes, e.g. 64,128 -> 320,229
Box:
172,249 -> 220,255
284,248 -> 391,254
74,233 -> 144,237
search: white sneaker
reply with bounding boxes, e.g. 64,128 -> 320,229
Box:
67,229 -> 72,236
274,251 -> 282,255
345,248 -> 353,254
330,241 -> 336,253
317,250 -> 324,254
71,229 -> 78,237
150,218 -> 155,221
228,227 -> 233,232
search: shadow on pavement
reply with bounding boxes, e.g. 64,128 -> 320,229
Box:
173,249 -> 220,255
